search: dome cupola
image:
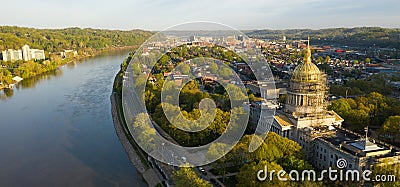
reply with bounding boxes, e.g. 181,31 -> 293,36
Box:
291,37 -> 320,82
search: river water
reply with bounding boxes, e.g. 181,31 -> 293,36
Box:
0,50 -> 147,187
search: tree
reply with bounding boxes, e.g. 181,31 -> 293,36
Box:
0,69 -> 13,85
372,158 -> 400,187
328,98 -> 352,117
224,84 -> 247,103
131,62 -> 142,75
381,116 -> 400,141
325,56 -> 331,63
219,67 -> 232,79
317,56 -> 324,63
279,94 -> 286,104
264,132 -> 303,159
229,134 -> 280,164
173,166 -> 212,187
181,63 -> 191,75
131,113 -> 158,151
236,161 -> 288,187
207,142 -> 230,181
158,55 -> 169,65
365,58 -> 371,64
210,62 -> 218,74
346,109 -> 370,129
279,155 -> 313,172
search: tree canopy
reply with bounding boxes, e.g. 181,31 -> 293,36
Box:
0,26 -> 152,52
328,92 -> 400,131
173,166 -> 212,187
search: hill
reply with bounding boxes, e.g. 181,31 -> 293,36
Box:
245,27 -> 400,49
0,26 -> 153,52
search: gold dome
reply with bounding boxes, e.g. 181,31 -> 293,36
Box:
291,37 -> 320,82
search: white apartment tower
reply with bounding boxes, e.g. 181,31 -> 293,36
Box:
22,45 -> 31,61
1,45 -> 45,62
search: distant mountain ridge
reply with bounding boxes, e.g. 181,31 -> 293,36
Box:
245,27 -> 400,49
1,26 -> 399,51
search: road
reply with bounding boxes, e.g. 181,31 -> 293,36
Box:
123,66 -> 232,187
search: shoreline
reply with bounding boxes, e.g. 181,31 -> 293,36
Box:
0,46 -> 137,91
111,92 -> 165,187
110,93 -> 147,174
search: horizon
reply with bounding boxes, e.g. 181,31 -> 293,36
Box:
1,0 -> 399,31
1,25 -> 399,32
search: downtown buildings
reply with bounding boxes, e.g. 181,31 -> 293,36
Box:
1,45 -> 45,62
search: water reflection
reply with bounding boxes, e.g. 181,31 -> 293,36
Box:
16,69 -> 62,90
0,88 -> 13,100
0,49 -> 147,187
4,49 -> 132,98
1,69 -> 62,100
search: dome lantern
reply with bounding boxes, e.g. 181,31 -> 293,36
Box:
291,37 -> 320,82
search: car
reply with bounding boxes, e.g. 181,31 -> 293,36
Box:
198,166 -> 207,175
181,156 -> 187,162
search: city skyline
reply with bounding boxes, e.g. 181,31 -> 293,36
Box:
1,0 -> 400,31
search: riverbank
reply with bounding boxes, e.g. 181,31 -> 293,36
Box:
0,46 -> 138,91
110,93 -> 147,174
111,92 -> 165,187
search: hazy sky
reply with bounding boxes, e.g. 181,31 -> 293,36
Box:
1,0 -> 399,30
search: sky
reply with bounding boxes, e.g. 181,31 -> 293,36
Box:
1,0 -> 399,31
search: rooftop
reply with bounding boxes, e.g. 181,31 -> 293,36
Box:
320,127 -> 398,157
349,140 -> 383,152
274,115 -> 293,127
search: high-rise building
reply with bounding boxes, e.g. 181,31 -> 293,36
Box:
237,35 -> 244,41
1,45 -> 45,62
1,51 -> 7,61
189,36 -> 196,42
22,44 -> 31,61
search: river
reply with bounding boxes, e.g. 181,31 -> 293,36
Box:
0,50 -> 147,187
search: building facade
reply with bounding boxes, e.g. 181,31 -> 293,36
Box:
1,49 -> 23,61
1,45 -> 45,62
30,49 -> 45,60
22,45 -> 31,61
269,38 -> 400,172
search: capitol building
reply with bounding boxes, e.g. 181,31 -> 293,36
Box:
270,38 -> 400,172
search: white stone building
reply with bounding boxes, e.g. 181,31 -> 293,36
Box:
269,38 -> 400,172
1,45 -> 45,62
1,49 -> 23,61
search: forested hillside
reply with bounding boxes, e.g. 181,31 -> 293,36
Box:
0,26 -> 153,52
0,26 -> 153,86
246,27 -> 400,49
